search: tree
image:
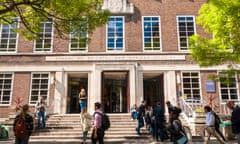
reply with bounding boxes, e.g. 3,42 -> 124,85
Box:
0,0 -> 110,40
189,0 -> 240,69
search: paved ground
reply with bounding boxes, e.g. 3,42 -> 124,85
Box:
0,137 -> 238,144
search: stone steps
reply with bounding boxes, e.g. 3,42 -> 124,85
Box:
29,113 -> 151,143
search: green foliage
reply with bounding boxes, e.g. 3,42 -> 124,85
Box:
189,0 -> 240,67
0,0 -> 110,40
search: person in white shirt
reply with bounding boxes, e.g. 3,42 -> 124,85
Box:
35,96 -> 47,128
203,105 -> 225,144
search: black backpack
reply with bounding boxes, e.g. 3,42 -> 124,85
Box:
94,112 -> 110,131
212,112 -> 221,127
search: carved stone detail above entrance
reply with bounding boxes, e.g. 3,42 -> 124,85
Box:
102,0 -> 134,14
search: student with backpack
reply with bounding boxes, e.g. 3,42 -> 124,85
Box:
167,107 -> 188,144
203,105 -> 225,144
13,104 -> 33,144
91,102 -> 104,144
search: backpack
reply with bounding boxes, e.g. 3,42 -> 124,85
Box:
182,125 -> 192,142
95,112 -> 110,131
15,118 -> 27,138
212,112 -> 221,127
0,124 -> 8,138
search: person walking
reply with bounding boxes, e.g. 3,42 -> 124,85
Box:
136,100 -> 146,135
91,102 -> 104,144
167,107 -> 187,144
203,105 -> 225,144
80,107 -> 92,144
152,101 -> 166,142
13,104 -> 33,144
226,100 -> 240,144
35,96 -> 47,128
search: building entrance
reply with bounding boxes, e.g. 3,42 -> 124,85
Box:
102,71 -> 129,113
143,73 -> 164,109
67,74 -> 88,113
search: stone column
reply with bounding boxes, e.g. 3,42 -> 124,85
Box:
164,71 -> 177,106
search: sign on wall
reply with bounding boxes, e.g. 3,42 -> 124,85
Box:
206,80 -> 216,93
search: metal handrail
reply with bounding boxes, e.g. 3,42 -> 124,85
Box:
178,97 -> 194,117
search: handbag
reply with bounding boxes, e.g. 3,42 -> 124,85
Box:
176,135 -> 188,144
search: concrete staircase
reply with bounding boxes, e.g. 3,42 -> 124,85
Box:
29,114 -> 152,144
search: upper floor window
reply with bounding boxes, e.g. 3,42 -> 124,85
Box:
219,72 -> 239,103
142,16 -> 161,51
177,16 -> 196,51
107,16 -> 124,51
30,72 -> 49,105
0,20 -> 18,52
70,30 -> 87,52
34,20 -> 53,52
0,73 -> 13,105
181,71 -> 201,103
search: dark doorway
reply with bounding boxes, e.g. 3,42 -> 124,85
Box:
143,73 -> 164,109
102,71 -> 129,113
67,76 -> 88,113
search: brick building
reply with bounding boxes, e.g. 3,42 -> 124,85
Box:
0,0 -> 239,118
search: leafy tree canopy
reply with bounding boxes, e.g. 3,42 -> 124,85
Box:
0,0 -> 110,40
189,0 -> 240,68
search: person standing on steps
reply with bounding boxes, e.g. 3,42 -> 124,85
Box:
79,88 -> 87,113
35,96 -> 47,129
136,100 -> 146,135
80,107 -> 92,144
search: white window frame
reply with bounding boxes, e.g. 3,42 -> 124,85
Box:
29,72 -> 50,105
0,19 -> 19,53
106,16 -> 125,52
34,20 -> 54,53
176,15 -> 196,52
142,16 -> 162,52
69,30 -> 88,53
0,73 -> 14,106
181,71 -> 202,103
218,71 -> 239,103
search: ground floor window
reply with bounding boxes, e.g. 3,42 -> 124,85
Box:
0,73 -> 13,105
181,71 -> 201,103
219,72 -> 239,102
30,72 -> 50,105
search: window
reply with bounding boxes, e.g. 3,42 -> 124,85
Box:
142,16 -> 161,51
107,16 -> 124,51
181,72 -> 201,103
70,30 -> 87,52
34,20 -> 53,52
30,73 -> 49,104
0,20 -> 18,52
219,72 -> 239,102
0,73 -> 13,105
177,16 -> 195,51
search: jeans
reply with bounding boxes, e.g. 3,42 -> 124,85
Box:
15,134 -> 29,144
154,121 -> 165,141
38,111 -> 46,128
136,117 -> 144,134
79,100 -> 87,112
83,131 -> 88,141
